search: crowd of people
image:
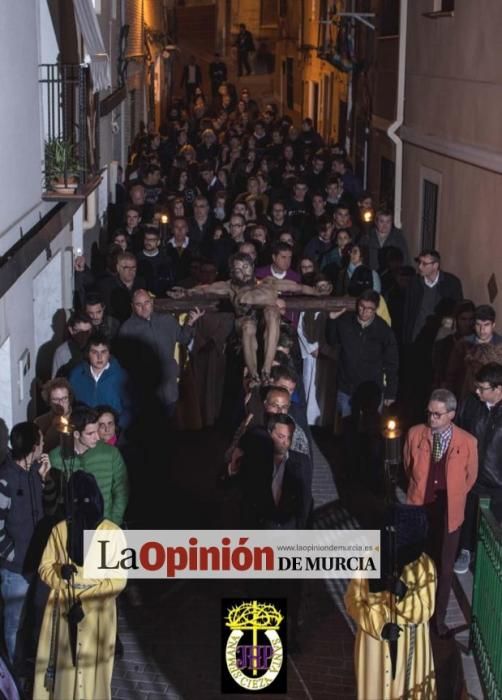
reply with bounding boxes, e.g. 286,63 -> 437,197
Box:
0,61 -> 501,699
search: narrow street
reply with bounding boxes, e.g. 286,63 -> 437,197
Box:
111,429 -> 473,699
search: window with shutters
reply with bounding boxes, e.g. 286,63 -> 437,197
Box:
421,180 -> 439,250
380,0 -> 399,37
286,58 -> 294,110
125,0 -> 144,59
434,0 -> 455,10
424,0 -> 455,17
260,0 -> 279,27
318,0 -> 328,52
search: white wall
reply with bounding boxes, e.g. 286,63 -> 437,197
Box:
0,0 -> 44,240
0,339 -> 13,430
38,0 -> 59,64
0,225 -> 74,427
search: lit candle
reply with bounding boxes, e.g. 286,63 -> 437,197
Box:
363,210 -> 374,223
160,213 -> 169,241
383,418 -> 402,464
57,416 -> 75,460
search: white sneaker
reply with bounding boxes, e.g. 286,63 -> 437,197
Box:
454,549 -> 471,574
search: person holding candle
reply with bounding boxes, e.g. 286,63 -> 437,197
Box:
403,388 -> 478,637
35,378 -> 75,452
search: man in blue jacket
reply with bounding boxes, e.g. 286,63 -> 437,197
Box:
68,333 -> 132,429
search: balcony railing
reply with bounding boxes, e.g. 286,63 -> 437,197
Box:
39,63 -> 100,188
470,498 -> 502,699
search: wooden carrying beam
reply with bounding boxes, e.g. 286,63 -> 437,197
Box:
154,295 -> 357,314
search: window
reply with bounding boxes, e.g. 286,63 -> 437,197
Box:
425,0 -> 454,17
338,100 -> 347,150
260,0 -> 279,27
286,58 -> 294,110
92,0 -> 101,14
380,0 -> 399,37
421,180 -> 439,250
312,82 -> 320,131
318,0 -> 328,52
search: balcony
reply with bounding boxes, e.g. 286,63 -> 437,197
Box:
39,63 -> 101,199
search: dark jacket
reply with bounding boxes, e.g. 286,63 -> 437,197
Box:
403,271 -> 463,344
117,311 -> 194,406
303,237 -> 333,264
457,394 -> 502,489
209,60 -> 227,86
137,250 -> 175,297
358,227 -> 410,271
94,314 -> 120,342
336,265 -> 374,297
180,63 -> 202,87
165,240 -> 199,282
69,357 -> 132,428
239,429 -> 311,530
187,216 -> 214,245
97,274 -> 147,324
0,457 -> 57,574
326,313 -> 399,399
235,29 -> 255,53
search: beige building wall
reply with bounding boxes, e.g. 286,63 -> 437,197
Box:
229,0 -> 280,41
300,0 -> 348,142
402,0 -> 502,316
272,0 -> 302,122
403,146 -> 502,317
405,1 -> 502,150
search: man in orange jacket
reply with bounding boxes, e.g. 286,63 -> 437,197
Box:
403,388 -> 478,637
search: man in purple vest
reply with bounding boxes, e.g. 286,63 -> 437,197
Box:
255,241 -> 300,328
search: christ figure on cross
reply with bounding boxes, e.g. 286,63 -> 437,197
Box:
168,252 -> 330,384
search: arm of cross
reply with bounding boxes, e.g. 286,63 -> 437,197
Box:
274,279 -> 330,296
167,281 -> 231,299
155,295 -> 356,314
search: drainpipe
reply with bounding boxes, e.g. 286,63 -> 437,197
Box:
386,0 -> 408,229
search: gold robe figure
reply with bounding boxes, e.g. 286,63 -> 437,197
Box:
33,520 -> 126,700
345,552 -> 437,700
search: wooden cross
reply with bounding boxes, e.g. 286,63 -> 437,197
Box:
154,295 -> 356,314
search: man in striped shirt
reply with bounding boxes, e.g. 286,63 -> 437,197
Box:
404,389 -> 478,638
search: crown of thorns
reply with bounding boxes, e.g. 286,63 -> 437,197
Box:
225,601 -> 284,630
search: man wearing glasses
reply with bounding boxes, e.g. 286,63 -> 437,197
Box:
188,196 -> 214,244
35,378 -> 75,451
455,362 -> 502,574
403,248 -> 463,345
402,248 -> 463,420
404,388 -> 478,637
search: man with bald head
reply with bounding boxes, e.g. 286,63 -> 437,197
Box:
117,289 -> 204,417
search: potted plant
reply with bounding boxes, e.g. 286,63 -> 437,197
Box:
44,138 -> 80,193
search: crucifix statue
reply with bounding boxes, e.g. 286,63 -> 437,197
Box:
167,252 -> 351,384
